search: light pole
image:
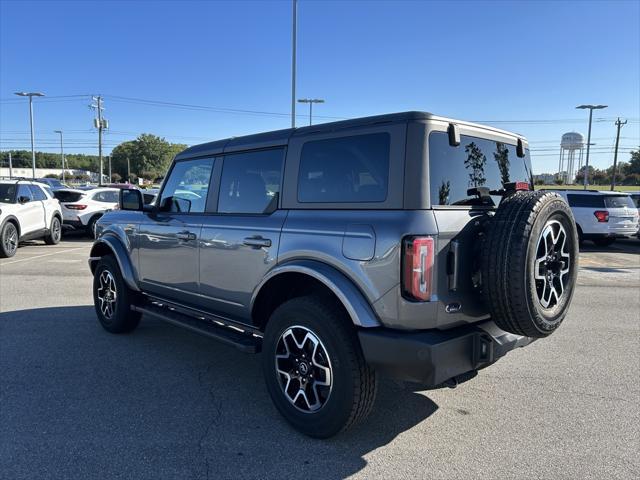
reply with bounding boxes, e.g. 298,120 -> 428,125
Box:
291,0 -> 297,128
14,92 -> 45,179
54,130 -> 66,183
297,98 -> 325,125
576,104 -> 607,189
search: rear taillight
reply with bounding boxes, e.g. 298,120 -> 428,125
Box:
65,204 -> 87,210
594,210 -> 609,222
514,181 -> 530,191
402,236 -> 435,302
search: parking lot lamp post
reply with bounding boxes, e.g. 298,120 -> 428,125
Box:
14,92 -> 45,179
297,98 -> 325,125
576,104 -> 607,189
54,130 -> 65,183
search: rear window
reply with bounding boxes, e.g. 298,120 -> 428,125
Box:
429,132 -> 533,206
566,194 -> 605,208
298,133 -> 390,203
604,195 -> 635,209
630,195 -> 640,208
54,191 -> 84,203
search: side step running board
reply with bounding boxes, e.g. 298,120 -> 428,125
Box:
132,304 -> 261,353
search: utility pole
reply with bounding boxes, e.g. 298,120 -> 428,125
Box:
127,157 -> 131,183
291,0 -> 297,128
576,104 -> 607,189
8,151 -> 12,179
14,92 -> 45,179
54,130 -> 65,183
297,98 -> 325,125
91,96 -> 107,185
108,155 -> 112,183
611,117 -> 627,191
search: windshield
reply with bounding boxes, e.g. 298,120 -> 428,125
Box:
604,195 -> 635,209
0,184 -> 17,203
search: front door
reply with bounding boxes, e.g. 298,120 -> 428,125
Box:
16,184 -> 45,235
138,157 -> 215,304
199,148 -> 286,321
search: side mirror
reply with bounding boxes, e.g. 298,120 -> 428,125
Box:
120,189 -> 143,211
18,196 -> 30,204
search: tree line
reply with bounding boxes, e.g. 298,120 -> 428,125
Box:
573,148 -> 640,186
1,134 -> 187,182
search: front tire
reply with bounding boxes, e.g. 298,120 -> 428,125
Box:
0,222 -> 19,258
44,216 -> 62,245
262,296 -> 377,438
92,255 -> 141,333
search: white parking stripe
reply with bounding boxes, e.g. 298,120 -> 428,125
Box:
0,247 -> 87,266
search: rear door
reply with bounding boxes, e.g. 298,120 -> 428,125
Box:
29,185 -> 51,228
16,184 -> 44,234
427,128 -> 533,323
565,194 -> 605,234
138,157 -> 215,303
198,148 -> 286,321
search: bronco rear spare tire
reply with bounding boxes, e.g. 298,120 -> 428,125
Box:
481,191 -> 578,338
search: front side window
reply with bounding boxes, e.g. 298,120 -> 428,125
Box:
160,158 -> 214,213
17,185 -> 33,203
0,184 -> 17,203
29,185 -> 47,201
298,133 -> 390,203
218,148 -> 284,214
429,132 -> 533,206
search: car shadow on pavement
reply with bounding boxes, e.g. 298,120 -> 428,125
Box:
0,305 -> 439,480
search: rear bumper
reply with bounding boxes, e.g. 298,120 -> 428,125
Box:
358,320 -> 535,386
61,219 -> 86,230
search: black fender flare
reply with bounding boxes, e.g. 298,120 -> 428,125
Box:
0,215 -> 21,237
251,259 -> 382,328
88,234 -> 140,292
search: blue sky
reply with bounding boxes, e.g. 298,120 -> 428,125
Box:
1,0 -> 638,173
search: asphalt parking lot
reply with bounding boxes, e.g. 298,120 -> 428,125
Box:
1,237 -> 639,480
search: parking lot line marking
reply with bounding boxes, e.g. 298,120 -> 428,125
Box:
0,247 -> 87,266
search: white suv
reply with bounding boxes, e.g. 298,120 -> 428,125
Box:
551,189 -> 639,246
54,187 -> 119,238
0,179 -> 63,258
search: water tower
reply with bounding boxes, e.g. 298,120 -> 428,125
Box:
558,132 -> 585,184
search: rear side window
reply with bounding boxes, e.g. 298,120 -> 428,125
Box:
160,158 -> 214,213
429,132 -> 532,206
17,185 -> 33,202
54,191 -> 84,203
566,194 -> 605,208
218,148 -> 284,214
298,133 -> 390,203
604,195 -> 635,209
29,185 -> 47,201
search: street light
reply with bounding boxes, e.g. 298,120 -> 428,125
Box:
14,92 -> 45,179
576,104 -> 607,189
297,98 -> 325,126
54,130 -> 65,183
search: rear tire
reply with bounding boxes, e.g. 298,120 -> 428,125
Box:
0,221 -> 19,258
92,255 -> 141,333
481,191 -> 579,338
262,296 -> 377,438
86,215 -> 102,239
44,216 -> 62,245
592,237 -> 616,247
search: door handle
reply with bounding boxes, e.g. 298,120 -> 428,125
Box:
243,236 -> 272,248
176,231 -> 197,241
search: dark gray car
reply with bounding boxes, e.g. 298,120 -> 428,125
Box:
88,111 -> 579,437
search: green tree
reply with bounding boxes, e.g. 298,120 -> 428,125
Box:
110,134 -> 186,181
627,148 -> 640,175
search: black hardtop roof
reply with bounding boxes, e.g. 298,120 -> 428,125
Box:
175,110 -> 527,160
175,111 -> 435,159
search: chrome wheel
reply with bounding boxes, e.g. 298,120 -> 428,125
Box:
534,220 -> 571,309
97,270 -> 117,319
275,326 -> 332,413
3,223 -> 18,256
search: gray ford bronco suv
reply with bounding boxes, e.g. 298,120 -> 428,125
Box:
89,112 -> 578,438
